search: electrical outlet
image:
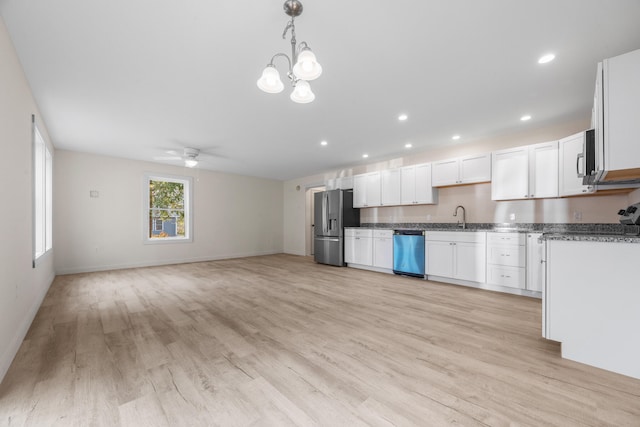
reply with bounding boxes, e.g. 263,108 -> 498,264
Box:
426,214 -> 432,221
573,211 -> 583,221
509,213 -> 516,221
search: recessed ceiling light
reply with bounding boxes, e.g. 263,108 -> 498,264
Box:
362,154 -> 369,158
538,53 -> 555,64
520,115 -> 532,121
405,143 -> 413,149
398,114 -> 408,121
320,140 -> 328,146
452,135 -> 461,140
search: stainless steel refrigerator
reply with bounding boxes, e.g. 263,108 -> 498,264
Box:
314,189 -> 360,266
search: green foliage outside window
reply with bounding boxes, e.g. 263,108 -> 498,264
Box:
149,180 -> 185,238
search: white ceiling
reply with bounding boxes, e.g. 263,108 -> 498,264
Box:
2,0 -> 640,181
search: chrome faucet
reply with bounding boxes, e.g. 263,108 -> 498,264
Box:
453,205 -> 466,229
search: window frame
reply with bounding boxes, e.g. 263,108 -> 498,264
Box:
33,116 -> 53,267
143,173 -> 193,244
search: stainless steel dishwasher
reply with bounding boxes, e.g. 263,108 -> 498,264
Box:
393,230 -> 425,278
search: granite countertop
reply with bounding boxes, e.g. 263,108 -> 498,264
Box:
541,232 -> 640,243
360,223 -> 540,232
356,223 -> 640,242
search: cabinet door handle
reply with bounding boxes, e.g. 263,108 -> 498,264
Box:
576,152 -> 585,178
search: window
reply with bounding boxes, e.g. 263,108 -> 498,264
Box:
33,117 -> 53,265
144,173 -> 192,243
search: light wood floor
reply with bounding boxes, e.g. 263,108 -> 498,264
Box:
1,255 -> 639,426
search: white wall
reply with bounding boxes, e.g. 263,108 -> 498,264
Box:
0,18 -> 56,383
283,119 -> 634,255
54,151 -> 284,274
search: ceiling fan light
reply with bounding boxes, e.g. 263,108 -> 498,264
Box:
257,65 -> 284,93
290,80 -> 315,103
184,159 -> 198,168
293,49 -> 322,80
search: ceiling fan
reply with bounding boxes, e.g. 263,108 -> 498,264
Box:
153,147 -> 202,168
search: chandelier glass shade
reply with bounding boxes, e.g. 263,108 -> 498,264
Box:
257,65 -> 284,93
257,1 -> 322,103
290,80 -> 315,103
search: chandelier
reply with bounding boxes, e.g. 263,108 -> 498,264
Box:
257,0 -> 322,103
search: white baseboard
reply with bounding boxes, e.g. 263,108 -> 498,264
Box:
346,263 -> 394,274
55,251 -> 283,275
426,275 -> 542,298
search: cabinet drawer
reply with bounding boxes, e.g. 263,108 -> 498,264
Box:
487,245 -> 526,267
373,229 -> 394,238
345,228 -> 372,238
487,232 -> 526,245
487,265 -> 526,288
424,231 -> 486,243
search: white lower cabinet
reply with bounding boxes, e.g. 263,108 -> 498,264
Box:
425,232 -> 486,283
526,233 -> 545,292
486,232 -> 526,289
424,240 -> 454,277
372,230 -> 394,269
545,239 -> 640,379
344,228 -> 372,266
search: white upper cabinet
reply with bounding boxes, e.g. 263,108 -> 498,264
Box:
492,142 -> 558,200
432,153 -> 491,187
460,154 -> 492,184
491,147 -> 529,200
432,159 -> 459,187
353,172 -> 381,208
400,163 -> 437,205
559,132 -> 595,196
380,169 -> 401,206
602,48 -> 640,174
529,141 -> 559,199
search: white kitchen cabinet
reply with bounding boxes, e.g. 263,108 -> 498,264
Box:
526,233 -> 544,293
400,163 -> 437,205
432,159 -> 459,187
491,147 -> 529,200
529,141 -> 559,199
372,229 -> 394,269
380,169 -> 401,206
353,172 -> 381,208
460,154 -> 492,184
424,240 -> 454,277
486,232 -> 526,289
425,231 -> 486,283
492,142 -> 558,200
344,228 -> 373,266
432,153 -> 491,187
558,132 -> 595,196
599,48 -> 640,177
545,239 -> 640,379
455,241 -> 488,282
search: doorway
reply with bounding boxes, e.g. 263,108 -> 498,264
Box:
306,186 -> 325,256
